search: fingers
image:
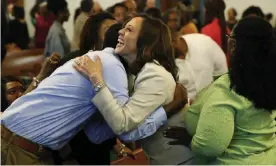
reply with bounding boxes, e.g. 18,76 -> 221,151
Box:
124,151 -> 137,160
48,52 -> 61,64
163,126 -> 186,139
50,52 -> 61,61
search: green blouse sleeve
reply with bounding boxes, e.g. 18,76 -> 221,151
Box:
191,90 -> 235,158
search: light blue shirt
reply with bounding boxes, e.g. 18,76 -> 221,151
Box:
1,48 -> 167,150
44,21 -> 71,58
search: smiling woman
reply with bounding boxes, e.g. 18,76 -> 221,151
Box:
73,15 -> 192,165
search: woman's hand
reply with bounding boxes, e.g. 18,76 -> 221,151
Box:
113,140 -> 136,160
163,126 -> 192,146
73,55 -> 104,85
37,52 -> 61,80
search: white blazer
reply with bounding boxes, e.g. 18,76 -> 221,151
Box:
92,61 -> 176,134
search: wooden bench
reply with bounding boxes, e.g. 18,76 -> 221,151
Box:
1,49 -> 44,77
111,148 -> 149,165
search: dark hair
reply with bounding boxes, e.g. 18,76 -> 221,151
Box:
102,23 -> 122,48
47,0 -> 68,16
102,23 -> 129,73
204,0 -> 227,53
80,0 -> 94,13
242,6 -> 264,18
110,3 -> 128,14
30,0 -> 40,19
265,13 -> 273,21
162,9 -> 179,25
229,17 -> 276,111
13,6 -> 25,19
59,23 -> 123,67
179,10 -> 194,26
2,76 -> 23,85
74,7 -> 81,22
145,7 -> 162,20
232,8 -> 237,17
79,12 -> 115,52
127,14 -> 178,81
136,0 -> 146,13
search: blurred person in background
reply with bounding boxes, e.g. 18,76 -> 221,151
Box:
201,0 -> 229,55
124,0 -> 137,17
226,8 -> 238,31
179,9 -> 198,35
71,0 -> 94,51
163,9 -> 180,34
242,6 -> 264,18
265,13 -> 273,21
109,3 -> 129,24
92,1 -> 103,14
73,8 -> 81,23
30,0 -> 42,27
35,1 -> 55,48
7,6 -> 30,50
1,77 -> 24,112
145,7 -> 162,20
44,0 -> 70,58
1,0 -> 10,112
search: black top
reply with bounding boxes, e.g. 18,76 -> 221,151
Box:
8,20 -> 30,49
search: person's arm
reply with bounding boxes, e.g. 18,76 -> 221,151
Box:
191,91 -> 235,158
84,107 -> 166,144
119,107 -> 167,142
82,55 -> 168,143
23,53 -> 61,95
45,33 -> 65,58
92,64 -> 174,134
74,56 -> 187,135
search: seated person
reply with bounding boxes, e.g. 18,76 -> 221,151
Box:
1,76 -> 25,111
173,33 -> 228,101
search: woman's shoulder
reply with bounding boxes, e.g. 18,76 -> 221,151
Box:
139,61 -> 175,81
203,74 -> 253,109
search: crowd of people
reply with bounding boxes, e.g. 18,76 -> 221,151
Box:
1,0 -> 276,165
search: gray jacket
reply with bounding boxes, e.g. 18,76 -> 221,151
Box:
140,110 -> 194,165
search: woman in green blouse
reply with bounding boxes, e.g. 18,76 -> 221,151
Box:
164,17 -> 276,164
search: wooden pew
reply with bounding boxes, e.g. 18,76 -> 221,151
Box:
111,148 -> 149,165
1,49 -> 44,77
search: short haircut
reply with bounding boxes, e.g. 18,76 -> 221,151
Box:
162,9 -> 178,24
110,3 -> 128,14
58,23 -> 123,67
145,7 -> 162,20
13,6 -> 25,19
47,0 -> 68,16
80,0 -> 94,13
79,12 -> 115,52
242,6 -> 264,18
103,23 -> 122,49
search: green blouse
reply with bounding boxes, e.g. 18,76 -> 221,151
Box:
185,74 -> 276,164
